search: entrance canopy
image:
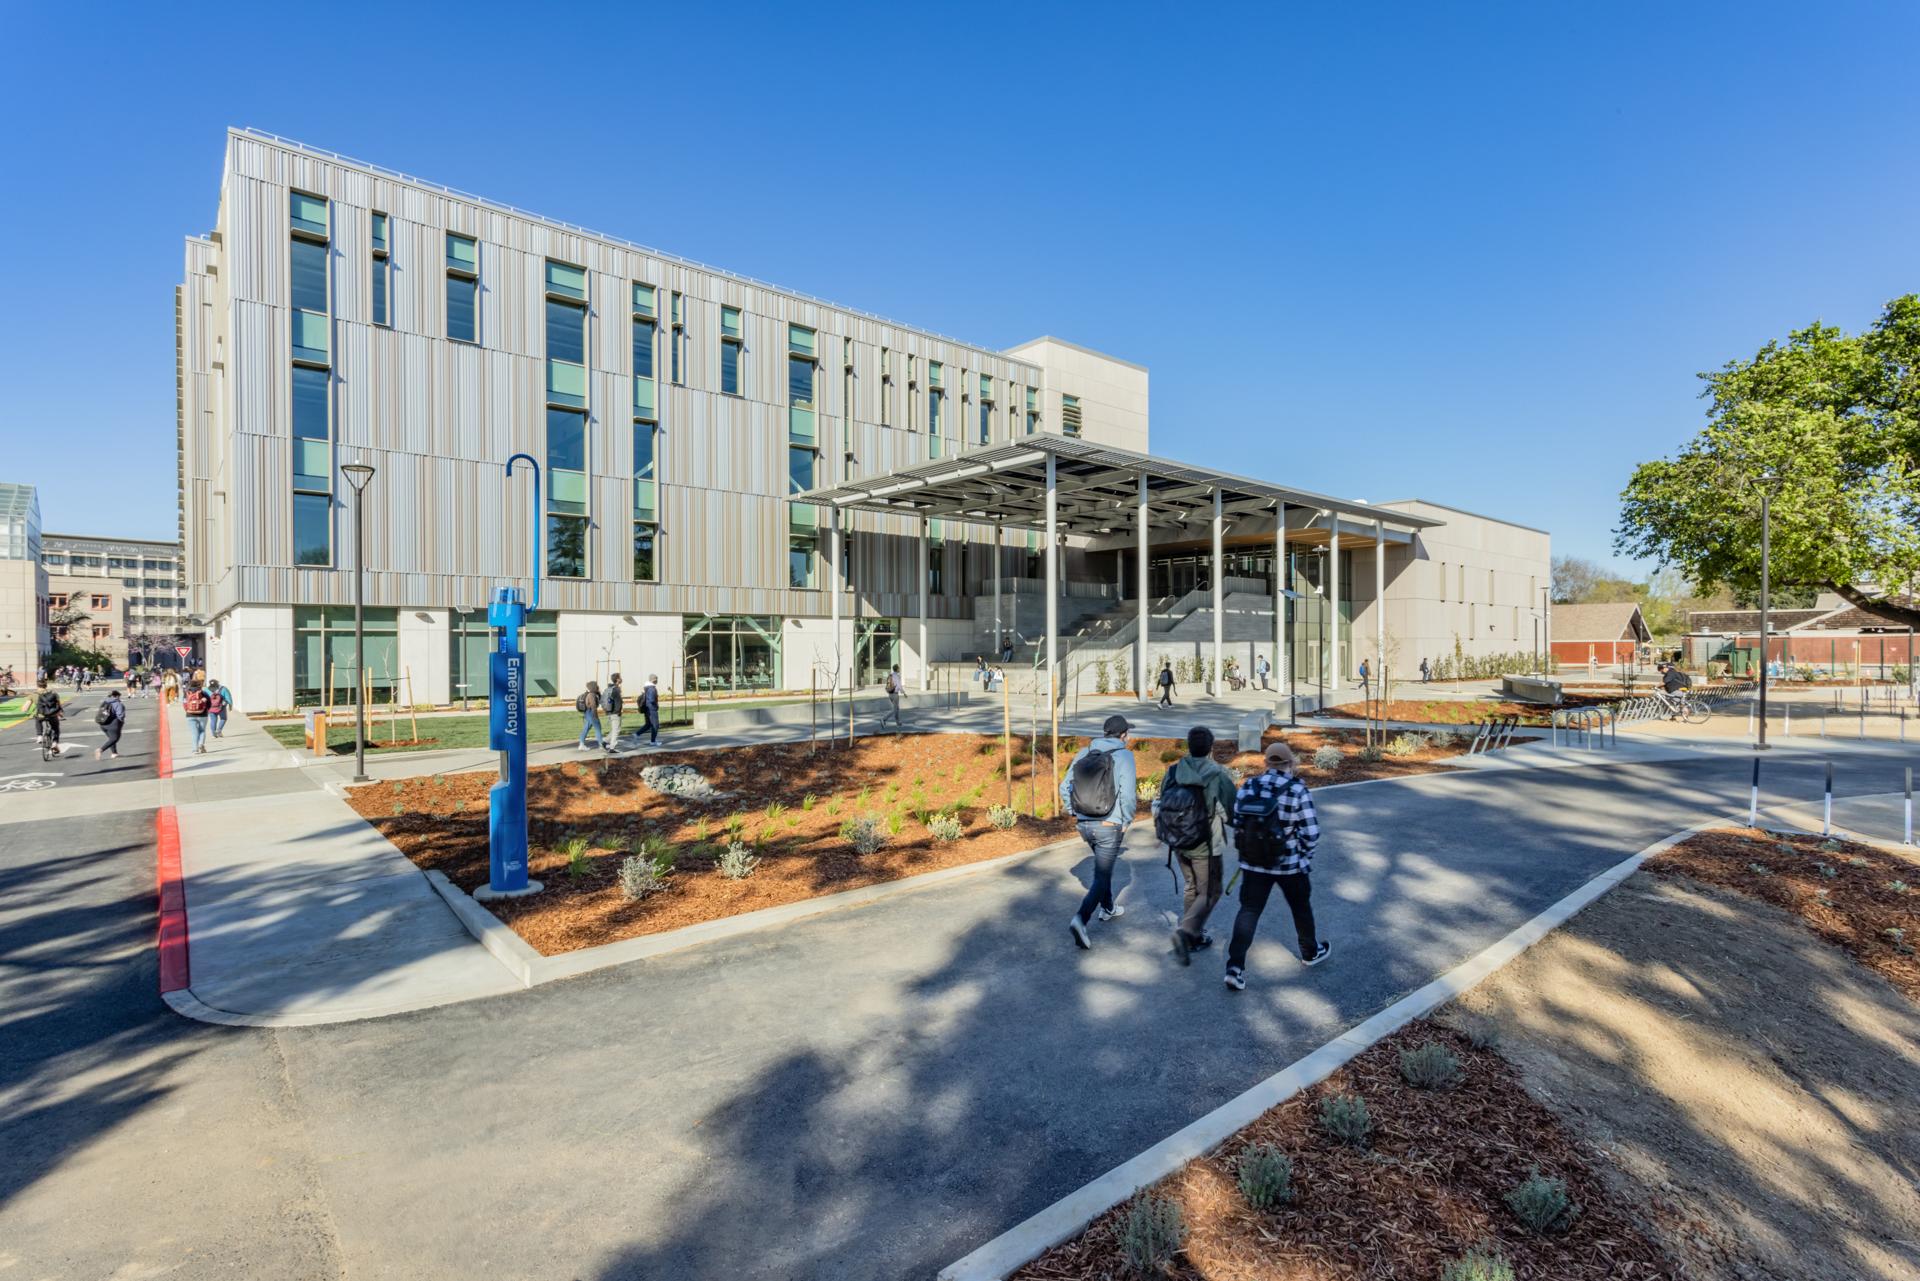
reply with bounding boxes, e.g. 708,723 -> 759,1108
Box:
793,435 -> 1442,538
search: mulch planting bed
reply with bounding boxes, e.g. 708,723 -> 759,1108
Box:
353,728 -> 1492,956
1648,828 -> 1920,1001
1014,1019 -> 1674,1280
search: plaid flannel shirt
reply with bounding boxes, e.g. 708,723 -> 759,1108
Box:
1231,767 -> 1320,875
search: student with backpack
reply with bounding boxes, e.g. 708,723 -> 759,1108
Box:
1061,714 -> 1139,949
182,681 -> 212,754
1224,739 -> 1331,989
33,680 -> 65,754
575,680 -> 606,751
1154,726 -> 1240,964
94,689 -> 126,759
601,674 -> 625,753
1157,661 -> 1176,708
206,680 -> 232,738
640,674 -> 661,746
882,665 -> 905,730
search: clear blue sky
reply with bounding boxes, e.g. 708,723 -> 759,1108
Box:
4,3 -> 1916,571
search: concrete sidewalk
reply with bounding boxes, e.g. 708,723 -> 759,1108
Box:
160,701 -> 520,1025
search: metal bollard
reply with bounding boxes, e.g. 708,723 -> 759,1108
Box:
1906,767 -> 1913,846
1748,757 -> 1760,828
1785,703 -> 1791,735
1823,760 -> 1833,837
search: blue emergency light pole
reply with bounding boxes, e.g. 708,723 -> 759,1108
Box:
476,452 -> 545,901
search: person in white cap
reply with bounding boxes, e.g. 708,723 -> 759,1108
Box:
1224,738 -> 1330,989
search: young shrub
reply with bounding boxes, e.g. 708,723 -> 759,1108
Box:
562,835 -> 591,880
1235,1142 -> 1293,1209
723,813 -> 747,838
1136,776 -> 1161,802
1357,743 -> 1384,763
1385,731 -> 1427,757
694,817 -> 711,843
1889,879 -> 1911,894
452,799 -> 467,813
1318,1092 -> 1372,1147
391,804 -> 405,817
1505,1168 -> 1579,1233
717,840 -> 759,879
838,815 -> 889,855
640,835 -> 673,868
1817,863 -> 1839,879
1746,862 -> 1774,876
390,781 -> 405,795
1460,1016 -> 1502,1050
1311,744 -> 1345,771
886,812 -> 904,836
1441,1246 -> 1516,1281
1159,746 -> 1183,764
617,854 -> 669,900
1116,1193 -> 1185,1274
987,803 -> 1019,830
1399,1041 -> 1462,1089
927,812 -> 965,842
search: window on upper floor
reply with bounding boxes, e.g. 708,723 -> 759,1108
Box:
1062,394 -> 1082,437
720,305 -> 743,395
445,233 -> 479,343
545,260 -> 588,409
369,211 -> 391,327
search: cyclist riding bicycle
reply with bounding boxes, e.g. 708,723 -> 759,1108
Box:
1655,662 -> 1693,719
32,680 -> 65,756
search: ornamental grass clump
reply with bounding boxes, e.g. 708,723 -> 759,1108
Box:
1442,1245 -> 1517,1281
1399,1040 -> 1463,1089
1235,1142 -> 1293,1209
838,815 -> 889,855
1318,1092 -> 1372,1147
617,854 -> 670,901
1311,744 -> 1345,771
1116,1193 -> 1185,1274
987,803 -> 1019,830
1505,1168 -> 1579,1234
562,835 -> 591,880
717,840 -> 759,880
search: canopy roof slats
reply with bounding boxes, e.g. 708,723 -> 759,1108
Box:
795,436 -> 1443,538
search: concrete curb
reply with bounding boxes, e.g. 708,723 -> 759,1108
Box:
934,812 -> 1733,1281
424,869 -> 543,986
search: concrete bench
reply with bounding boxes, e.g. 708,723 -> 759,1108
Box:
1500,674 -> 1563,705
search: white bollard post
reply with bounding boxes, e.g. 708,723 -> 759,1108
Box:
1748,757 -> 1760,829
1784,703 -> 1791,736
1906,767 -> 1913,846
1823,760 -> 1833,837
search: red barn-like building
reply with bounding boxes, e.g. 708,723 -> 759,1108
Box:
1549,602 -> 1651,667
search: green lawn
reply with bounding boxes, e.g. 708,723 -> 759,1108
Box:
264,695 -> 804,755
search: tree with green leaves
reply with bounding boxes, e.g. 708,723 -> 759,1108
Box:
1615,294 -> 1920,625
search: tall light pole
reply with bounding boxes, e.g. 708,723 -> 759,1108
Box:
341,461 -> 376,782
1756,471 -> 1780,750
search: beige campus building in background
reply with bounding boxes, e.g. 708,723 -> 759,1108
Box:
177,129 -> 1546,712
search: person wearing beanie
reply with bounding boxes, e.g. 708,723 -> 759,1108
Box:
1223,738 -> 1330,989
1060,713 -> 1140,949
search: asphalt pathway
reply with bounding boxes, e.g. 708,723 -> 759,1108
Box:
5,718 -> 1916,1280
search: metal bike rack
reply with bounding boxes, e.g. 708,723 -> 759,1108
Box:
1551,705 -> 1617,749
1469,713 -> 1521,754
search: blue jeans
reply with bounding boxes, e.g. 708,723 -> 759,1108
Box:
187,715 -> 208,751
210,710 -> 228,737
578,712 -> 605,749
1074,820 -> 1126,923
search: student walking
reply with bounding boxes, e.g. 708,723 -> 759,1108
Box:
182,681 -> 212,754
882,665 -> 905,730
1357,658 -> 1371,699
1156,661 -> 1176,708
974,656 -> 988,688
1062,714 -> 1139,949
1155,726 -> 1239,964
206,680 -> 232,738
575,680 -> 606,750
640,674 -> 661,746
1254,653 -> 1272,691
1224,739 -> 1330,989
602,674 -> 625,753
94,689 -> 126,759
1419,656 -> 1431,683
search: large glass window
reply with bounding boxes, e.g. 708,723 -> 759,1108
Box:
879,347 -> 892,426
683,614 -> 782,692
787,324 -> 819,587
369,211 -> 390,327
631,284 -> 657,419
1026,385 -> 1039,435
720,305 -> 743,395
978,373 -> 994,444
928,518 -> 945,594
1062,393 -> 1082,437
546,406 -> 588,578
291,366 -> 331,491
545,259 -> 587,408
292,607 -> 399,707
290,193 -> 332,566
290,192 -> 329,240
927,361 -> 944,458
632,283 -> 659,583
446,233 -> 478,343
447,610 -> 559,706
670,291 -> 685,384
290,238 -> 330,364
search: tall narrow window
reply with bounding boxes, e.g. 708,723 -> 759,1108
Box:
978,374 -> 994,444
879,347 -> 892,426
928,519 -> 946,594
446,232 -> 478,343
788,324 -> 819,588
670,291 -> 685,384
369,211 -> 390,327
720,305 -> 743,395
289,192 -> 332,567
841,337 -> 855,484
907,356 -> 919,432
1026,385 -> 1039,435
927,360 -> 945,458
632,283 -> 659,582
544,259 -> 590,578
1062,393 -> 1082,437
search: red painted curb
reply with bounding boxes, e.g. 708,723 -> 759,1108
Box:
153,695 -> 189,993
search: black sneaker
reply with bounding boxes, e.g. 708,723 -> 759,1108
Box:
1302,941 -> 1332,967
1223,967 -> 1246,991
1170,930 -> 1192,966
1192,934 -> 1215,952
1068,915 -> 1091,950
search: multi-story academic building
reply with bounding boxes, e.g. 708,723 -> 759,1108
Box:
41,533 -> 192,670
178,130 -> 1548,712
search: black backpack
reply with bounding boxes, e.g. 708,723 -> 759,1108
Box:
1232,783 -> 1292,860
1154,770 -> 1211,851
95,701 -> 115,726
36,691 -> 60,718
575,691 -> 592,713
1068,748 -> 1119,818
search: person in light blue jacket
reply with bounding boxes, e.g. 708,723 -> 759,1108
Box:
1060,714 -> 1139,949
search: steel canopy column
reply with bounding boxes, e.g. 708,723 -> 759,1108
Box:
1045,453 -> 1058,701
993,522 -> 1003,661
1375,518 -> 1387,692
917,516 -> 929,692
1211,488 -> 1224,696
1274,502 -> 1286,701
1137,473 -> 1150,702
1327,509 -> 1341,693
829,506 -> 842,694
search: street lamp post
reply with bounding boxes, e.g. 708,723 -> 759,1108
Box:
1757,472 -> 1779,751
341,462 -> 376,782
